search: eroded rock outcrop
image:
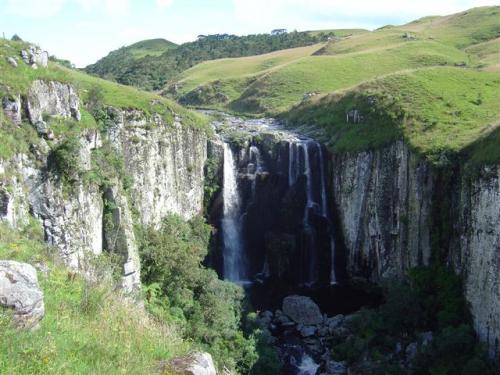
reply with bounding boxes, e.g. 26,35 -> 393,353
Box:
332,140 -> 433,280
26,80 -> 81,124
20,46 -> 48,69
0,260 -> 44,329
1,84 -> 208,295
106,108 -> 207,225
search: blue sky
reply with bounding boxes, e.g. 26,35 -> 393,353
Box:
0,0 -> 497,67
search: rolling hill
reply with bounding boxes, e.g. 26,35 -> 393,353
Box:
171,6 -> 499,163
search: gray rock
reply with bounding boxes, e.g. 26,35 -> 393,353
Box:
325,359 -> 347,375
2,95 -> 21,125
0,261 -> 45,329
331,326 -> 350,339
299,325 -> 317,337
20,46 -> 48,68
26,80 -> 81,125
406,342 -> 417,362
33,121 -> 49,136
419,331 -> 433,347
161,352 -> 216,375
317,325 -> 329,337
327,314 -> 344,333
7,57 -> 18,67
283,295 -> 323,325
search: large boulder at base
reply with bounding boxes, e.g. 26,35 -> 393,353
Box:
0,260 -> 45,329
161,352 -> 216,375
282,295 -> 323,325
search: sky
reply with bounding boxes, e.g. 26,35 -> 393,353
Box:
0,0 -> 498,67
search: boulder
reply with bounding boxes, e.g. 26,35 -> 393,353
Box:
20,46 -> 48,68
0,260 -> 45,329
299,325 -> 317,337
324,359 -> 347,375
282,295 -> 323,325
2,95 -> 22,125
327,314 -> 344,333
26,80 -> 81,125
161,352 -> 216,375
7,57 -> 18,67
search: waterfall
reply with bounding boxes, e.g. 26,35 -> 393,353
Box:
288,141 -> 337,286
317,143 -> 337,285
222,143 -> 246,282
289,143 -> 296,186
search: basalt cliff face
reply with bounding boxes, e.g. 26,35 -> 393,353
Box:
331,142 -> 499,357
0,80 -> 208,293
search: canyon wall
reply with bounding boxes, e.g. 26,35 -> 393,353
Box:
0,80 -> 208,293
331,142 -> 499,358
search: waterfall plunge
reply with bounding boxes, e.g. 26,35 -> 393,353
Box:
222,143 -> 247,283
289,141 -> 337,286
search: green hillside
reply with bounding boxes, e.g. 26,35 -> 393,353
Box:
171,6 -> 499,163
284,67 -> 500,163
85,31 -> 334,90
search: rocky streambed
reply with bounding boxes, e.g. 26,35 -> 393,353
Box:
255,295 -> 436,375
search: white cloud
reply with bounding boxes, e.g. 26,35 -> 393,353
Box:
156,0 -> 173,9
6,0 -> 66,17
105,0 -> 129,16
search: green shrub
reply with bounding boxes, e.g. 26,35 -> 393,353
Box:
48,137 -> 82,185
139,215 -> 258,373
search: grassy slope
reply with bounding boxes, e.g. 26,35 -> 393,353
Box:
176,44 -> 324,98
174,6 -> 499,163
0,39 -> 208,160
0,39 -> 204,125
0,223 -> 189,374
176,7 -> 499,114
284,67 -> 499,163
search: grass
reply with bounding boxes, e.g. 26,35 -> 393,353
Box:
171,6 -> 499,163
232,40 -> 468,113
0,222 -> 189,374
125,38 -> 178,59
307,29 -> 369,37
177,43 -> 324,95
0,39 -> 208,131
284,67 -> 500,163
465,38 -> 500,70
174,6 -> 498,115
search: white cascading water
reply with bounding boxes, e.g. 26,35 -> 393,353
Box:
222,142 -> 246,282
298,354 -> 320,375
300,142 -> 318,286
317,143 -> 337,285
288,140 -> 336,285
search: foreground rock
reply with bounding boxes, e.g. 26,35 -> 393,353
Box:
0,260 -> 45,329
282,295 -> 323,325
160,352 -> 216,375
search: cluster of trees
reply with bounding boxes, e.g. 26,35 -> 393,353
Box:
138,215 -> 279,373
85,31 -> 334,91
333,266 -> 495,374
